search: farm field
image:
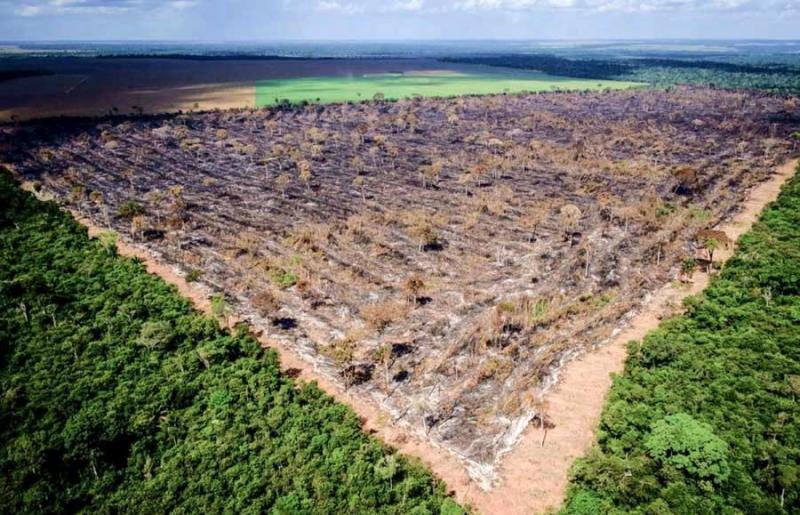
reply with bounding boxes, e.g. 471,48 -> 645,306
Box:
0,169 -> 462,514
0,56 -> 638,122
565,165 -> 800,514
4,86 -> 798,490
0,57 -> 460,121
255,71 -> 640,106
5,39 -> 800,122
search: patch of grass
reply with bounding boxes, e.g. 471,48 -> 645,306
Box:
686,206 -> 713,222
270,269 -> 297,289
528,298 -> 550,322
185,268 -> 203,282
256,70 -> 642,107
117,200 -> 144,218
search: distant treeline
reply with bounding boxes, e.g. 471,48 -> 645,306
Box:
442,55 -> 629,80
630,57 -> 798,75
443,54 -> 800,90
0,69 -> 53,82
95,54 -> 334,61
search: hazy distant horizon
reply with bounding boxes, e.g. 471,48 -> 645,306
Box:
5,38 -> 800,60
3,38 -> 800,43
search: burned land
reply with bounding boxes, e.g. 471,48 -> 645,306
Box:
3,87 -> 798,483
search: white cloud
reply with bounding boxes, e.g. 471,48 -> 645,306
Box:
169,0 -> 196,9
9,0 -> 199,16
5,0 -> 796,18
451,0 -> 797,12
391,0 -> 425,11
15,4 -> 43,15
315,0 -> 365,13
300,0 -> 800,14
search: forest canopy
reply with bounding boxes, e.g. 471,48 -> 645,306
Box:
445,54 -> 800,93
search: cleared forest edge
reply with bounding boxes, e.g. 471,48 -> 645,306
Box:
9,89 -> 797,476
0,171 -> 461,514
9,156 -> 798,514
481,158 -> 800,515
10,169 -> 478,511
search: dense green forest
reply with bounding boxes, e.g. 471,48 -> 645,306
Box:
442,55 -> 630,80
625,65 -> 800,94
563,166 -> 800,514
0,170 -> 463,514
445,54 -> 800,93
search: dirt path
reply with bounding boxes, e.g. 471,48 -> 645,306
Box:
13,157 -> 798,514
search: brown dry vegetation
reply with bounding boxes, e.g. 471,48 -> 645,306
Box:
3,86 -> 798,484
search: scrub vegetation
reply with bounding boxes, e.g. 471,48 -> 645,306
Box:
0,170 -> 462,514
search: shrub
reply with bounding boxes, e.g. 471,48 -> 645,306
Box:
270,269 -> 297,289
361,300 -> 408,332
251,288 -> 279,317
97,230 -> 118,254
185,268 -> 203,282
136,320 -> 173,349
117,200 -> 145,218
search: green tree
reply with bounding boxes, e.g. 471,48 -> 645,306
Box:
644,414 -> 730,488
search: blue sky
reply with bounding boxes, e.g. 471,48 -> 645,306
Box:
1,0 -> 798,40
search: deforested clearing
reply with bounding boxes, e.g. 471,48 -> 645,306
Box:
4,86 -> 799,483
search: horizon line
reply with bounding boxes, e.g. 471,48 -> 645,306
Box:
3,37 -> 800,44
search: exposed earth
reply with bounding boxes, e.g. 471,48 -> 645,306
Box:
3,87 -> 798,491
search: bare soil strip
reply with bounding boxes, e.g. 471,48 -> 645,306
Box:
11,156 -> 797,514
0,82 -> 256,122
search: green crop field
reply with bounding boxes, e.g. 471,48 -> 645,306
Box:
255,71 -> 642,106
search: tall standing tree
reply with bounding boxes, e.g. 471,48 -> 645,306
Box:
297,159 -> 312,192
276,173 -> 292,199
559,203 -> 582,244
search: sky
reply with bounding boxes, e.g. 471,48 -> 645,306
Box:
1,0 -> 799,41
